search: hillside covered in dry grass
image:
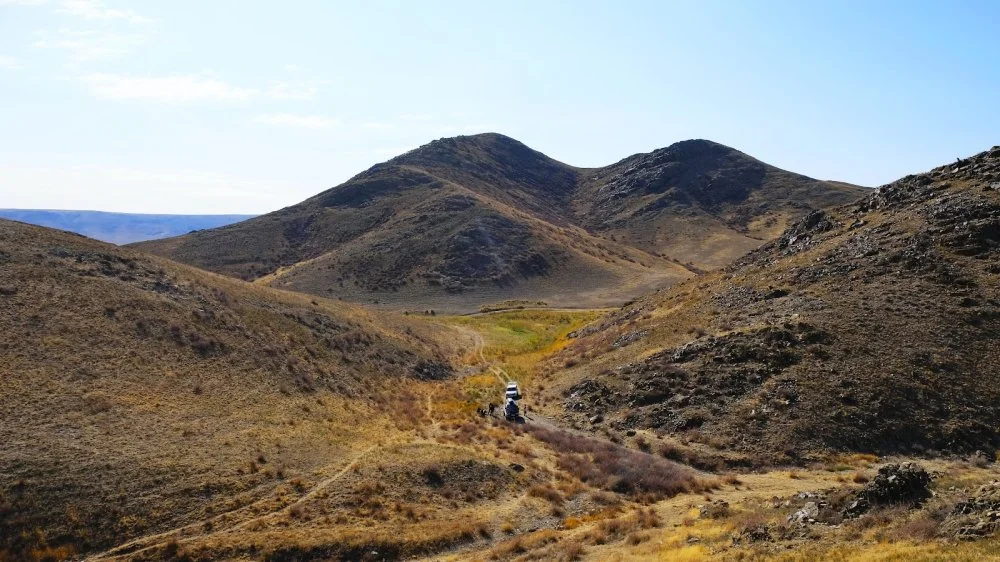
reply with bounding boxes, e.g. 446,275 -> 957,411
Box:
0,242 -> 719,561
0,219 -> 461,560
542,146 -> 1000,463
132,134 -> 865,313
8,217 -> 1000,561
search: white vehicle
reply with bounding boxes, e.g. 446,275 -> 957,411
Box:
505,381 -> 521,401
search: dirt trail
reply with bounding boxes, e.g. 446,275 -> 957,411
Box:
469,329 -> 509,387
87,445 -> 381,561
89,318 -> 580,561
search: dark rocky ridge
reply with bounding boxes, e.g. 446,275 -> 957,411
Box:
556,146 -> 1000,460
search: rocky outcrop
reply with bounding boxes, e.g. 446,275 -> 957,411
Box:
844,463 -> 932,518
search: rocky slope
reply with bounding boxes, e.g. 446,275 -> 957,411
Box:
573,139 -> 866,268
132,134 -> 865,312
547,146 -> 1000,462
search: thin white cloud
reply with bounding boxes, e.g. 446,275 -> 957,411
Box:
0,0 -> 47,5
266,81 -> 319,100
82,73 -> 259,102
0,55 -> 23,69
362,122 -> 393,130
254,113 -> 340,129
58,0 -> 151,24
34,28 -> 145,61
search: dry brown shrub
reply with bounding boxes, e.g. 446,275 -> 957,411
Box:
892,511 -> 943,541
527,425 -> 708,500
626,531 -> 650,545
556,540 -> 585,561
528,483 -> 564,505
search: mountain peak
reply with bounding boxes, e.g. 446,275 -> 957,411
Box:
647,138 -> 742,161
390,132 -> 540,168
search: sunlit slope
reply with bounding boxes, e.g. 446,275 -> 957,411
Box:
132,134 -> 865,312
0,218 -> 459,559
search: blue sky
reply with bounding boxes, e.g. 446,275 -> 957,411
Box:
1,0 -> 997,214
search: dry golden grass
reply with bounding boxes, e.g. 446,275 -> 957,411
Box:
0,219 -> 475,560
12,206 -> 1000,561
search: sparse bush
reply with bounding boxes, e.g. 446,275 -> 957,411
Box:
527,425 -> 711,500
556,540 -> 585,561
659,442 -> 686,462
626,531 -> 650,545
891,511 -> 943,541
422,466 -> 444,487
528,483 -> 564,505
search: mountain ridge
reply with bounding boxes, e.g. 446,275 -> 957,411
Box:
132,133 -> 868,312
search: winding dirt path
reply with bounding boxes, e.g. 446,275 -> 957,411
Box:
89,322 -> 543,560
86,445 -> 380,561
469,329 -> 509,387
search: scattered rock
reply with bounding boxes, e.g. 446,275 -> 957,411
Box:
788,501 -> 819,525
843,463 -> 931,518
700,500 -> 730,519
735,524 -> 773,544
944,481 -> 1000,540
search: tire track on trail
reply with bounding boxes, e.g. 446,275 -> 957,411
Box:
469,329 -> 508,386
86,445 -> 381,561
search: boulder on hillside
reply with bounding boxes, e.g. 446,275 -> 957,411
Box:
843,463 -> 932,518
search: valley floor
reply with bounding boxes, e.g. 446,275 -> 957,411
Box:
17,309 -> 1000,562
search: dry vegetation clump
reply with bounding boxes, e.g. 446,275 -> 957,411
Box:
526,425 -> 715,500
656,439 -> 732,472
527,483 -> 565,505
232,520 -> 489,562
487,529 -> 559,560
585,508 -> 662,545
